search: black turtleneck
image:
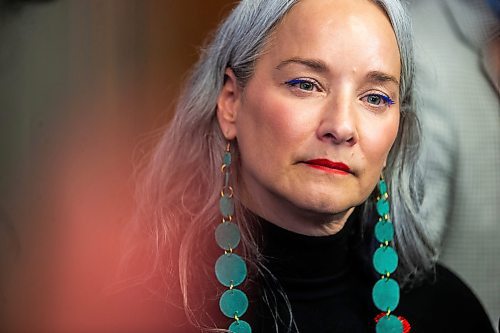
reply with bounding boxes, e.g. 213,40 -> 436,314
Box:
157,212 -> 495,333
253,213 -> 495,333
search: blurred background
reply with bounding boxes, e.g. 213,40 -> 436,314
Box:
0,1 -> 234,331
0,0 -> 498,332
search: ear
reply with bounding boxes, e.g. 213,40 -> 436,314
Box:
217,68 -> 241,140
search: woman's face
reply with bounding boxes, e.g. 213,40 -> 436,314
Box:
217,0 -> 401,235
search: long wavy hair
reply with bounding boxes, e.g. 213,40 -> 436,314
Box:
128,0 -> 438,331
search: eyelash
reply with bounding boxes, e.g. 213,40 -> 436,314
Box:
284,78 -> 323,92
362,93 -> 395,108
284,78 -> 395,108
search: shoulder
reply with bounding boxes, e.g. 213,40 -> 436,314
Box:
398,263 -> 494,333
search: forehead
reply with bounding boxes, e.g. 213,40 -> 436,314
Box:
261,0 -> 400,77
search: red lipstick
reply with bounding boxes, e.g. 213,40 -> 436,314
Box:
304,159 -> 351,175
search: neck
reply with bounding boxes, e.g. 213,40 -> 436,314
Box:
242,192 -> 356,236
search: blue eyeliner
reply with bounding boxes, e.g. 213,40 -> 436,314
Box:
285,80 -> 394,107
380,94 -> 395,106
285,78 -> 307,85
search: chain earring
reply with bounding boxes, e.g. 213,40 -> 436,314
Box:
372,175 -> 410,333
214,142 -> 252,333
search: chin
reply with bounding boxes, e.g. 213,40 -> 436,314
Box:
288,194 -> 354,217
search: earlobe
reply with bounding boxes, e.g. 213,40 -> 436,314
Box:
217,68 -> 241,140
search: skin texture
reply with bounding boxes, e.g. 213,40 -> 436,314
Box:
217,0 -> 401,236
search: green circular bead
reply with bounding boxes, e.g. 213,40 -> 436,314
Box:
220,196 -> 235,217
215,253 -> 247,287
215,222 -> 241,250
375,220 -> 394,243
376,314 -> 403,333
378,179 -> 388,195
373,246 -> 399,275
229,320 -> 252,333
372,278 -> 400,312
220,288 -> 249,318
376,198 -> 390,216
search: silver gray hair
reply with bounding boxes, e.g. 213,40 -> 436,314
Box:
132,0 -> 437,330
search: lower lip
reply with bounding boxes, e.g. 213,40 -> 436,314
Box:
305,164 -> 350,175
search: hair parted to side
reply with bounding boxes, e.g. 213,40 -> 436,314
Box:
130,0 -> 437,331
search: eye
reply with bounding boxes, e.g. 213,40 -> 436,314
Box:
362,93 -> 395,107
284,78 -> 322,92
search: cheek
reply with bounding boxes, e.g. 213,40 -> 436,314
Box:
236,90 -> 312,152
361,112 -> 400,165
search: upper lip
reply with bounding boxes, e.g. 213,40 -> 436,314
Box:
303,159 -> 352,173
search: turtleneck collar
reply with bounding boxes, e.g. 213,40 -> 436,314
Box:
257,208 -> 364,300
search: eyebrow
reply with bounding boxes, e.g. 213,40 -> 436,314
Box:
276,58 -> 400,87
275,57 -> 329,73
366,71 -> 400,87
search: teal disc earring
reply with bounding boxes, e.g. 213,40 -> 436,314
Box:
372,175 -> 409,333
215,143 -> 252,333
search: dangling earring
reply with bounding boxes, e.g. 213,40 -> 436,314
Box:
214,142 -> 252,333
372,175 -> 410,333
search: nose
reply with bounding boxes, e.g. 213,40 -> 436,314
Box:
317,96 -> 358,146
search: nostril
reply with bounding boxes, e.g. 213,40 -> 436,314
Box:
324,133 -> 334,139
321,132 -> 356,145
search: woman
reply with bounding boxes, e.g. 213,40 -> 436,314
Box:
129,0 -> 495,332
